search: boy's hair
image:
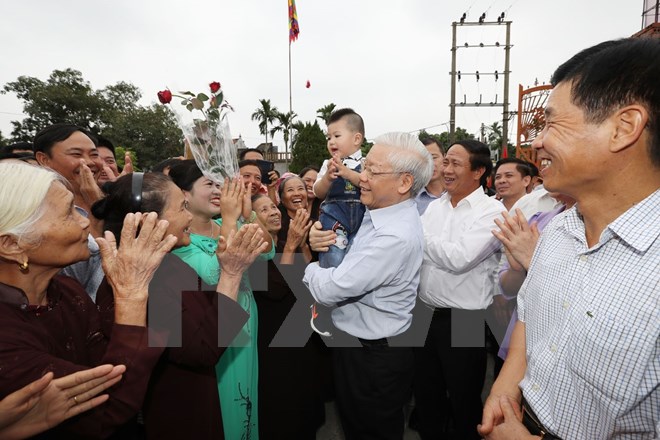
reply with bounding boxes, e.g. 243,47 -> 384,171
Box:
328,108 -> 365,138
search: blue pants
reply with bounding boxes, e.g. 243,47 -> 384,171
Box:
318,199 -> 364,269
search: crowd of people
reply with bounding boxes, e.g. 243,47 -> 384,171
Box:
0,37 -> 657,440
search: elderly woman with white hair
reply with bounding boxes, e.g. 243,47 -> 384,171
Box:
0,162 -> 267,439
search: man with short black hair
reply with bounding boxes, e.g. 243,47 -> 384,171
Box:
34,124 -> 103,213
493,158 -> 532,211
96,135 -> 120,185
239,148 -> 264,161
33,124 -> 106,301
415,139 -> 504,440
480,37 -> 660,440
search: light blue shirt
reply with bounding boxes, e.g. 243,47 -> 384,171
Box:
415,187 -> 444,215
61,206 -> 104,302
303,198 -> 424,339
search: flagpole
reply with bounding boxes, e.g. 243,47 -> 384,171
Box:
287,39 -> 292,169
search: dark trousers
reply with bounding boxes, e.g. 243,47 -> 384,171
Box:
413,308 -> 486,440
333,340 -> 414,440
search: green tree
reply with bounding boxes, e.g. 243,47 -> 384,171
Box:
316,103 -> 336,126
360,138 -> 374,156
289,120 -> 327,173
417,129 -> 446,149
0,130 -> 8,148
114,146 -> 139,171
2,68 -> 183,168
2,69 -> 106,140
102,104 -> 182,169
485,121 -> 514,159
270,110 -> 298,158
437,127 -> 475,147
251,99 -> 279,145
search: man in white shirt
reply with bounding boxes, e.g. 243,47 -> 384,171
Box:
480,37 -> 659,440
414,139 -> 503,440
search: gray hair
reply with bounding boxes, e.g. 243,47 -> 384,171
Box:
372,132 -> 433,197
0,162 -> 66,247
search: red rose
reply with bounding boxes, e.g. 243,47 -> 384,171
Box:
305,80 -> 311,89
209,82 -> 221,93
157,89 -> 172,104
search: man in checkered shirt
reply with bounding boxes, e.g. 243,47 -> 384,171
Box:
479,38 -> 659,439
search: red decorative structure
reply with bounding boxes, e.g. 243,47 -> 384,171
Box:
515,83 -> 552,163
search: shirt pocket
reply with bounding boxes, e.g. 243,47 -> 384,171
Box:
566,307 -> 652,405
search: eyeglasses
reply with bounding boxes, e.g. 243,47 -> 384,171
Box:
360,158 -> 402,179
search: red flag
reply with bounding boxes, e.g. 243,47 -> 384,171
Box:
288,0 -> 299,43
501,145 -> 508,158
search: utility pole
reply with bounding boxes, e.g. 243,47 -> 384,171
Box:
449,13 -> 512,149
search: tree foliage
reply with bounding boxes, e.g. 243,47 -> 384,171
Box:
270,110 -> 297,156
485,121 -> 514,159
417,127 -> 475,152
2,68 -> 183,168
251,99 -> 278,145
0,131 -> 8,148
289,120 -> 327,173
316,103 -> 336,126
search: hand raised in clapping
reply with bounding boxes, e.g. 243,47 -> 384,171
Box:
492,209 -> 539,273
218,177 -> 244,224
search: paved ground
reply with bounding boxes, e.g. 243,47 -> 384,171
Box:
316,352 -> 496,439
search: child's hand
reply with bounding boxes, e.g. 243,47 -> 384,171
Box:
330,155 -> 351,178
324,158 -> 339,181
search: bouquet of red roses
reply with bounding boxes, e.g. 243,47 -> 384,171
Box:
157,81 -> 237,182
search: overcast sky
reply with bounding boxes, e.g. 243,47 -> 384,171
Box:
0,0 -> 644,152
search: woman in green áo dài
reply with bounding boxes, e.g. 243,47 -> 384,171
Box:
169,160 -> 274,440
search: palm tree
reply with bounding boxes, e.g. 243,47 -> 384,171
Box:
270,110 -> 298,157
486,121 -> 503,149
251,99 -> 279,144
316,103 -> 336,126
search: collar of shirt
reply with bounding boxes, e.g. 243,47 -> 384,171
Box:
342,150 -> 362,162
439,185 -> 486,209
342,151 -> 363,169
0,278 -> 62,309
562,189 -> 660,253
420,187 -> 444,199
368,198 -> 415,231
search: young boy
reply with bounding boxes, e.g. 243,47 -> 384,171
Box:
314,108 -> 366,268
309,109 -> 366,337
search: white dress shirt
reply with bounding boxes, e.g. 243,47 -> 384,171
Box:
518,189 -> 660,439
303,199 -> 424,340
419,187 -> 504,310
510,185 -> 561,220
